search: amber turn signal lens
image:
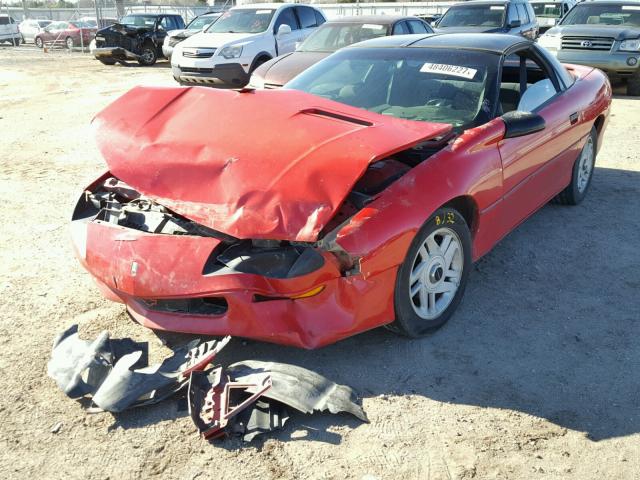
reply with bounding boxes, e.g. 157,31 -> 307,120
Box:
289,285 -> 325,299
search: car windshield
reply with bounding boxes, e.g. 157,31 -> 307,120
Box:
71,21 -> 94,28
286,47 -> 497,130
532,3 -> 562,18
206,9 -> 274,34
38,20 -> 52,27
299,23 -> 390,52
188,15 -> 218,30
561,3 -> 640,26
438,4 -> 506,27
81,19 -> 97,27
120,15 -> 158,27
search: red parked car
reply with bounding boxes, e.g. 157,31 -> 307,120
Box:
71,34 -> 611,349
35,20 -> 96,49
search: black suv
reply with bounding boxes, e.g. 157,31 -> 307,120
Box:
436,0 -> 539,40
91,13 -> 185,66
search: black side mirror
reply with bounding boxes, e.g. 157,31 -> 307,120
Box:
508,19 -> 522,28
502,111 -> 545,139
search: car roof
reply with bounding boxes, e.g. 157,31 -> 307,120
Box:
326,15 -> 422,25
350,33 -> 532,54
232,3 -> 299,9
582,0 -> 640,3
448,0 -> 517,5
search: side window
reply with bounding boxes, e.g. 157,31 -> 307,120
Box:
507,5 -> 519,25
159,17 -> 173,30
59,22 -> 69,30
0,17 -> 9,26
315,10 -> 326,26
527,4 -> 536,20
392,21 -> 410,35
499,49 -> 560,114
563,3 -> 569,15
275,7 -> 299,32
516,4 -> 530,24
408,19 -> 429,33
296,6 -> 317,29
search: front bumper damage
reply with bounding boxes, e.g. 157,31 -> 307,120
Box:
71,175 -> 397,349
90,41 -> 140,61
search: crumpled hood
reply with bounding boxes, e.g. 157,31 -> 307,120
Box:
93,87 -> 452,241
548,25 -> 640,39
99,23 -> 151,37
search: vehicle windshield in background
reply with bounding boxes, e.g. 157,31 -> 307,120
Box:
299,23 -> 389,53
38,20 -> 52,27
286,48 -> 496,130
532,3 -> 562,18
119,15 -> 158,27
438,5 -> 506,27
206,9 -> 274,34
71,21 -> 95,28
561,4 -> 640,26
187,15 -> 218,30
82,19 -> 98,28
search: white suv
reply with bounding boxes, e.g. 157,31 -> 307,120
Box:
171,3 -> 326,87
0,14 -> 21,45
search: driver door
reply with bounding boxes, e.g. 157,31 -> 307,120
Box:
274,7 -> 299,54
497,47 -> 582,232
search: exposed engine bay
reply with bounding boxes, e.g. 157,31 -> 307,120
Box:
74,133 -> 452,279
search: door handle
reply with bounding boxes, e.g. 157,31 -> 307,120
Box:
570,112 -> 579,125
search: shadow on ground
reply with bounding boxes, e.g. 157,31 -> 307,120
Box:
110,166 -> 639,444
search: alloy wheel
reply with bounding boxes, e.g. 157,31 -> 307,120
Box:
577,135 -> 594,193
409,227 -> 464,320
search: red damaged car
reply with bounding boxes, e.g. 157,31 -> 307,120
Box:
72,34 -> 611,348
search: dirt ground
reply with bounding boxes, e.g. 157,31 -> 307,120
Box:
0,45 -> 638,480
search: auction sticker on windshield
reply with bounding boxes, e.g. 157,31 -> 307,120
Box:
420,63 -> 478,79
363,24 -> 386,30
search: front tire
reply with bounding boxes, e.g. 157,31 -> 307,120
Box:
35,37 -> 43,48
391,208 -> 472,337
137,43 -> 157,66
65,36 -> 74,49
555,126 -> 597,205
627,73 -> 640,96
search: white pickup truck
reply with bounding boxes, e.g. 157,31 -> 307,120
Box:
0,14 -> 21,45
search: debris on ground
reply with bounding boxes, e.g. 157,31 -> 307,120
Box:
47,324 -> 230,412
47,325 -> 367,443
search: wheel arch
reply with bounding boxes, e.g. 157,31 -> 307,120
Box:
593,114 -> 606,153
441,195 -> 479,237
250,52 -> 273,72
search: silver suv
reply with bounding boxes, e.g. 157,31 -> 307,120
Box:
539,1 -> 640,95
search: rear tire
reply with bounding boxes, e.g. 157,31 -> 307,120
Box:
627,73 -> 640,96
554,126 -> 597,205
390,208 -> 472,337
12,36 -> 20,46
